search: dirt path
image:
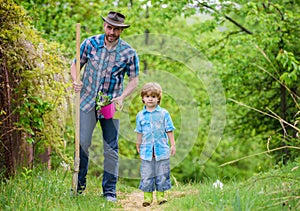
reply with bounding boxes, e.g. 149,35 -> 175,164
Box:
114,191 -> 161,211
114,189 -> 198,211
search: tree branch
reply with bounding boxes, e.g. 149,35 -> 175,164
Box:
220,145 -> 300,167
229,98 -> 299,132
224,15 -> 253,34
197,2 -> 253,35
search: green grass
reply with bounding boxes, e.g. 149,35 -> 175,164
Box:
0,169 -> 116,211
165,163 -> 300,211
0,163 -> 299,211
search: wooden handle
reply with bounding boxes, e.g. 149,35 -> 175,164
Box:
72,23 -> 81,194
76,23 -> 81,83
75,23 -> 80,168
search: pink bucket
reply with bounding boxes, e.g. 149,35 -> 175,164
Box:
100,103 -> 116,119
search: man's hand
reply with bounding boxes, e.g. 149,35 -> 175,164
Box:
73,81 -> 83,93
111,96 -> 125,110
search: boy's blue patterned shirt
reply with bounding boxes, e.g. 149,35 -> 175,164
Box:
135,105 -> 175,161
75,34 -> 139,112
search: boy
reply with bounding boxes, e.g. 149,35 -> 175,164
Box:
135,82 -> 176,207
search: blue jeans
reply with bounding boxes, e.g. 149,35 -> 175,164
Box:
139,158 -> 172,192
77,108 -> 119,197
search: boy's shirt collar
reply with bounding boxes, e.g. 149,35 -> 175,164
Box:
142,105 -> 161,113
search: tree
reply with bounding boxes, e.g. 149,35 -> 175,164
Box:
194,0 -> 300,164
1,0 -> 70,178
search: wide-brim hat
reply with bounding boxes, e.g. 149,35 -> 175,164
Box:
101,11 -> 130,28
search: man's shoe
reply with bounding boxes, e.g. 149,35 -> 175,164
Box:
105,195 -> 117,202
70,188 -> 84,196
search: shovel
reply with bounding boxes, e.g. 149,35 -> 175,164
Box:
72,23 -> 81,195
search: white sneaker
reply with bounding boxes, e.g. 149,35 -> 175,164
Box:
105,195 -> 117,202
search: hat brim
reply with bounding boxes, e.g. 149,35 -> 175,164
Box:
101,16 -> 130,28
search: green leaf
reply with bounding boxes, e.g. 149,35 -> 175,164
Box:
26,137 -> 34,143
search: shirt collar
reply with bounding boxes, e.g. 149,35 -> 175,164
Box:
100,34 -> 121,51
142,105 -> 161,113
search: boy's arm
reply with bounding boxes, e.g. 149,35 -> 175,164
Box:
136,133 -> 142,153
167,131 -> 176,156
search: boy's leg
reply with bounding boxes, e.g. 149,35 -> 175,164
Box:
139,159 -> 155,206
155,158 -> 171,191
156,191 -> 167,205
143,192 -> 153,207
139,159 -> 155,192
78,109 -> 97,193
100,118 -> 119,199
155,159 -> 171,204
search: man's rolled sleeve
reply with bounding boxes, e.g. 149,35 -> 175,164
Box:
127,52 -> 139,78
73,38 -> 88,68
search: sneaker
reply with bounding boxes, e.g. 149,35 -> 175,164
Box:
105,195 -> 117,202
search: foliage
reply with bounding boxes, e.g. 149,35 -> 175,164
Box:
95,91 -> 112,110
193,0 -> 300,164
15,96 -> 52,144
15,0 -> 195,56
277,49 -> 300,86
12,0 -> 300,182
0,0 -> 72,176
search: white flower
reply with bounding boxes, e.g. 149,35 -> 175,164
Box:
258,188 -> 264,194
60,161 -> 70,171
213,180 -> 224,190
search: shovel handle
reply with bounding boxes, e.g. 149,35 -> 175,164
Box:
72,23 -> 81,194
75,23 -> 80,164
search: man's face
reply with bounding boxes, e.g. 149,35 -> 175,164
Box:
104,23 -> 123,43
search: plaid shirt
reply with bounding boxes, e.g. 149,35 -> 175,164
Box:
135,105 -> 175,161
75,34 -> 139,112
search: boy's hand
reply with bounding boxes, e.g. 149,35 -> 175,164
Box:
136,144 -> 140,153
170,145 -> 176,156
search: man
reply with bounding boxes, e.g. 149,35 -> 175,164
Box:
70,11 -> 139,202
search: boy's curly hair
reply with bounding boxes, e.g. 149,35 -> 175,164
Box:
141,82 -> 162,104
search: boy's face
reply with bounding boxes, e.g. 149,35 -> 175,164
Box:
142,92 -> 159,108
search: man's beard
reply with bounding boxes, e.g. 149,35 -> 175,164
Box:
105,34 -> 120,43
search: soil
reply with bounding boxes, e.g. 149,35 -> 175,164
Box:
114,191 -> 158,211
114,189 -> 198,211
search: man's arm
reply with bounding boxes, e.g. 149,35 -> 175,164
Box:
111,76 -> 139,107
70,62 -> 83,93
70,62 -> 77,82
